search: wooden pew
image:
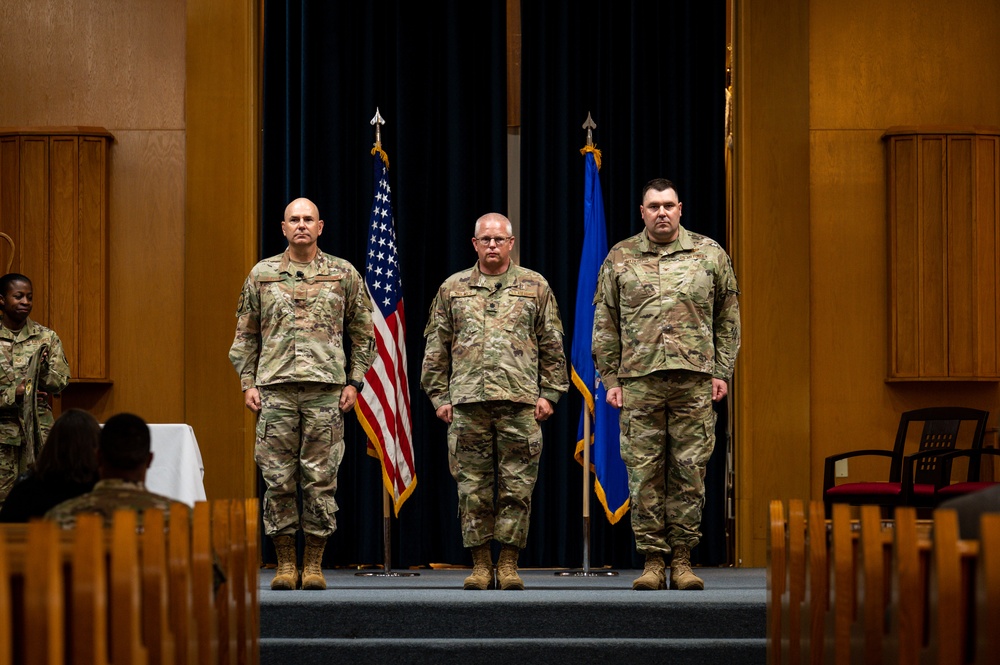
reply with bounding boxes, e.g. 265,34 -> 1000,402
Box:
71,513 -> 110,665
141,509 -> 175,665
767,499 -> 786,665
243,498 -> 259,665
193,501 -> 220,665
768,499 -> 996,665
1,498 -> 259,665
212,500 -> 236,665
977,513 -> 1000,664
0,526 -> 12,665
110,510 -> 148,665
784,499 -> 806,665
24,519 -> 64,665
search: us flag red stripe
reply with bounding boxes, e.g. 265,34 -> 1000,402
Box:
354,148 -> 417,514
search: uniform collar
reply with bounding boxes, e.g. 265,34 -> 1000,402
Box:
639,225 -> 693,255
469,262 -> 519,289
93,478 -> 148,492
0,318 -> 39,342
278,248 -> 330,276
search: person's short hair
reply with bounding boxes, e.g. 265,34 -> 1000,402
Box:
474,213 -> 513,238
34,409 -> 101,484
100,413 -> 151,471
641,178 -> 679,201
0,273 -> 31,296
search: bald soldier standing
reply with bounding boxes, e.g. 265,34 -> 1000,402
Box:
230,197 -> 375,591
421,213 -> 568,590
593,178 -> 741,591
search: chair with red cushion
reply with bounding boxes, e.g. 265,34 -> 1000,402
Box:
911,447 -> 1000,505
823,407 -> 989,516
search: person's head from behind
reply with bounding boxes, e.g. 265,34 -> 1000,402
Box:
34,408 -> 100,484
98,412 -> 153,482
0,272 -> 33,330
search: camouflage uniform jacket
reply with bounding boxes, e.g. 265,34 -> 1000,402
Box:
592,226 -> 741,389
43,479 -> 182,529
421,262 -> 569,409
229,249 -> 376,390
0,319 -> 70,446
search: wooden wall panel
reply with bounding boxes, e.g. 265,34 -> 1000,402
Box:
733,0 -> 812,566
808,0 -> 1000,506
919,137 -> 948,376
79,137 -> 110,380
0,0 -> 184,129
19,138 -> 50,315
809,0 -> 1000,130
810,132 -> 899,487
104,131 -> 185,422
890,137 -> 919,376
977,138 -> 1000,376
2,0 -> 186,429
0,139 -> 19,272
185,0 -> 260,500
48,136 -> 79,373
948,137 -> 975,376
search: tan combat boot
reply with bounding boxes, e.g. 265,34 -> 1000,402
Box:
301,534 -> 328,590
669,544 -> 704,590
271,535 -> 300,590
463,542 -> 495,590
496,544 -> 524,590
632,553 -> 666,590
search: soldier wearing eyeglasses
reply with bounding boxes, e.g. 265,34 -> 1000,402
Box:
421,212 -> 568,591
593,178 -> 741,591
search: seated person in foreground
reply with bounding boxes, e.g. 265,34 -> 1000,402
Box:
0,408 -> 100,522
45,412 -> 184,528
940,484 -> 1000,540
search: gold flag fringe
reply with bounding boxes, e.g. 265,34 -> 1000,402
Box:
580,144 -> 601,170
371,145 -> 390,170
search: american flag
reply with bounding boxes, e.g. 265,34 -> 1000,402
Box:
354,149 -> 417,514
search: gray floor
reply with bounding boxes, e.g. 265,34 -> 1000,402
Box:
258,567 -> 768,665
258,566 -> 766,599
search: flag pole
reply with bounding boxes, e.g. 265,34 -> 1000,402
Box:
355,107 -> 418,578
556,112 -> 618,577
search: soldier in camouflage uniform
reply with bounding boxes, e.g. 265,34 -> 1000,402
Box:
421,213 -> 568,591
230,197 -> 375,591
45,412 -> 181,529
593,179 -> 740,591
0,273 -> 70,507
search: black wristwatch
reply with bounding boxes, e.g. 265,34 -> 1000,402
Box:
347,379 -> 364,392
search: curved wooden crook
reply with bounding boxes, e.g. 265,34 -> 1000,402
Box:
0,232 -> 12,273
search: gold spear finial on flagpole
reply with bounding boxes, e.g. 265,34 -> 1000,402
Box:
582,112 -> 596,148
370,107 -> 385,148
580,112 -> 601,170
370,107 -> 389,168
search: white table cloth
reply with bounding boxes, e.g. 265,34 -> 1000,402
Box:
146,423 -> 207,506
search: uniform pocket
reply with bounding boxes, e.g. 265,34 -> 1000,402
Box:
528,433 -> 542,457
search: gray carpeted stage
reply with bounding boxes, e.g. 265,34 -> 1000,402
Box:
259,567 -> 767,664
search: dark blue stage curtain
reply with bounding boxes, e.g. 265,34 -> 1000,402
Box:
261,0 -> 728,569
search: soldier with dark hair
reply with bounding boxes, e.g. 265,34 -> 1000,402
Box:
230,197 -> 375,591
0,408 -> 100,522
421,212 -> 568,591
44,412 -> 180,528
0,272 -> 70,507
593,178 -> 741,591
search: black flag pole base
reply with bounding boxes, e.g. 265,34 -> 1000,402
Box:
554,515 -> 618,575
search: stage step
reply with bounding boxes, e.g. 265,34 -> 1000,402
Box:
259,568 -> 766,665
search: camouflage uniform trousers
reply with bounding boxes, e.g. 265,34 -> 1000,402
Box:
0,407 -> 54,505
448,401 -> 543,549
620,370 -> 716,555
256,382 -> 345,538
